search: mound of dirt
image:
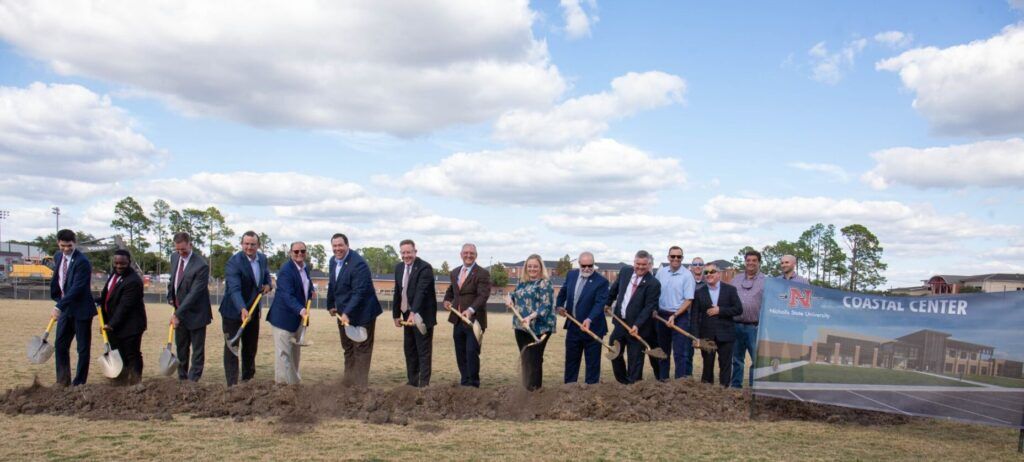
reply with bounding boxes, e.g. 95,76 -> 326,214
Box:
0,378 -> 910,427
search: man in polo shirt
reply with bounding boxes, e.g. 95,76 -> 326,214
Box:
778,255 -> 809,284
653,246 -> 695,380
731,249 -> 766,388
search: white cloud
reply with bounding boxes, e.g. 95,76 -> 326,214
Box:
873,30 -> 913,48
876,23 -> 1024,136
788,162 -> 850,182
0,82 -> 164,200
542,213 -> 701,236
560,0 -> 598,39
0,0 -> 567,136
808,38 -> 867,84
399,138 -> 684,208
494,71 -> 686,148
862,138 -> 1024,189
703,195 -> 1018,257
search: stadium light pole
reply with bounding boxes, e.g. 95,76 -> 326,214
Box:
0,210 -> 8,252
51,207 -> 60,236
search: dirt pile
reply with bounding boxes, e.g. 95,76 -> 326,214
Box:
0,378 -> 910,427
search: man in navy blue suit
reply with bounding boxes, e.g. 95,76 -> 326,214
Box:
327,233 -> 383,387
607,250 -> 661,384
50,229 -> 94,386
219,230 -> 271,386
268,241 -> 314,384
556,251 -> 609,384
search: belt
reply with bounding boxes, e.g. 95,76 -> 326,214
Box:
737,321 -> 758,326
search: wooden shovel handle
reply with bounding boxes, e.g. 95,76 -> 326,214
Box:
507,298 -> 540,343
563,311 -> 613,351
653,313 -> 699,342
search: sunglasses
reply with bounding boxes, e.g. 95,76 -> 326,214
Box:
292,249 -> 307,254
692,263 -> 705,267
703,269 -> 718,275
668,255 -> 683,260
579,264 -> 594,268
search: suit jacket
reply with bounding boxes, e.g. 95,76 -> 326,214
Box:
218,251 -> 270,321
50,249 -> 95,320
167,252 -> 213,330
443,264 -> 491,330
326,251 -> 383,327
607,267 -> 660,342
392,258 -> 438,327
268,260 -> 314,332
556,269 -> 609,337
691,282 -> 744,342
96,269 -> 147,337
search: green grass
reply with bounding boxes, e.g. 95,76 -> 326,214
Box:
760,363 -> 979,387
942,373 -> 1024,388
754,355 -> 806,368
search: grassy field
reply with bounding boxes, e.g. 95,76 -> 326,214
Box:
941,373 -> 1024,388
759,363 -> 978,387
2,299 -> 1022,461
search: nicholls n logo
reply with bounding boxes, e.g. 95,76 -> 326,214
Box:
788,288 -> 813,309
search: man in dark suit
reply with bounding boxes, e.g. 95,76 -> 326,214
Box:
691,262 -> 744,386
443,243 -> 491,388
96,249 -> 147,384
327,232 -> 383,387
167,232 -> 212,382
556,251 -> 609,384
392,239 -> 437,387
267,241 -> 314,384
607,250 -> 661,384
219,230 -> 271,386
50,229 -> 95,386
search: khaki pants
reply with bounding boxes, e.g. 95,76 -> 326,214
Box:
272,326 -> 301,384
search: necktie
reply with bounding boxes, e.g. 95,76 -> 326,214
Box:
401,264 -> 411,312
622,275 -> 640,318
104,274 -> 119,312
59,256 -> 69,297
572,276 -> 586,315
175,256 -> 185,294
458,266 -> 468,287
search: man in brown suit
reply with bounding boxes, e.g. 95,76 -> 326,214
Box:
443,243 -> 491,387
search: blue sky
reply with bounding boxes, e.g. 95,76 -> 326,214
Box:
0,1 -> 1022,288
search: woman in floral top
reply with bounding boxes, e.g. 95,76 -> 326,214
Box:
508,254 -> 555,390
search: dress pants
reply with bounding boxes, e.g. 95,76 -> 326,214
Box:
175,326 -> 206,382
452,322 -> 481,387
403,324 -> 433,387
54,315 -> 92,386
564,328 -> 602,384
701,340 -> 734,386
272,325 -> 301,385
109,332 -> 144,384
654,309 -> 679,381
611,335 -> 646,384
671,315 -> 694,379
338,320 -> 375,387
223,315 -> 260,386
515,329 -> 550,391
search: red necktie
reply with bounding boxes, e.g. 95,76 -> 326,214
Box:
59,256 -> 69,297
104,274 -> 119,313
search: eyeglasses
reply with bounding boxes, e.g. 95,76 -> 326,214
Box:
692,263 -> 705,267
292,249 -> 307,254
579,264 -> 594,268
668,255 -> 683,260
702,269 -> 718,275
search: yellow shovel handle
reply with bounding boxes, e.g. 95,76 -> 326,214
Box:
167,323 -> 175,343
240,293 -> 263,328
302,300 -> 311,326
96,306 -> 110,344
44,317 -> 57,333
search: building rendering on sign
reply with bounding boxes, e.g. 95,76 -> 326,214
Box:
891,273 -> 1024,295
760,328 -> 1024,379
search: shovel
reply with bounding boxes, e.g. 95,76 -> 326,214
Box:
291,300 -> 313,347
445,304 -> 483,345
226,293 -> 263,357
561,310 -> 620,360
398,312 -> 428,335
609,311 -> 668,360
506,296 -> 548,352
653,313 -> 717,352
335,313 -> 369,343
157,322 -> 180,376
96,306 -> 124,379
26,317 -> 57,364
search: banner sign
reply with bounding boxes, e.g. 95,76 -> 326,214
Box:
754,278 -> 1024,428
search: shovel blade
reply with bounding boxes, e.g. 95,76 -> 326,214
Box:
471,321 -> 483,346
604,342 -> 622,360
98,349 -> 124,379
645,347 -> 669,360
225,330 -> 243,356
27,336 -> 55,364
345,325 -> 368,343
292,326 -> 312,347
157,345 -> 179,376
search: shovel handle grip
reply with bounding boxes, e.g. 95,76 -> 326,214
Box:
653,313 -> 699,342
563,311 -> 606,344
44,317 -> 57,333
302,300 -> 311,327
167,323 -> 175,344
96,306 -> 110,344
240,293 -> 263,328
445,305 -> 473,327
